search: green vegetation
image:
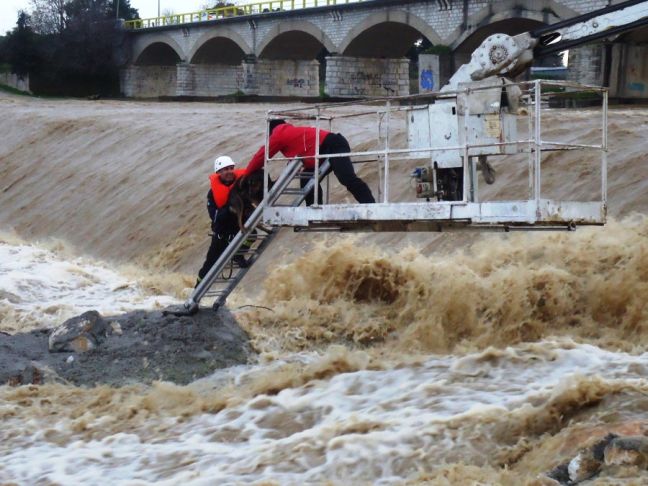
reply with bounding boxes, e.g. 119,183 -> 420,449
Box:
529,72 -> 565,81
1,0 -> 140,97
540,85 -> 566,93
531,73 -> 565,80
0,82 -> 33,96
422,45 -> 452,56
319,81 -> 329,99
207,1 -> 238,8
539,84 -> 601,102
569,90 -> 601,100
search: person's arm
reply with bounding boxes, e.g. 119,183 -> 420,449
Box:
245,130 -> 284,175
213,203 -> 241,236
206,189 -> 216,222
245,145 -> 266,175
211,203 -> 232,233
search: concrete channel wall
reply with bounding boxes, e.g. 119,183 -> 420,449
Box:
0,72 -> 30,93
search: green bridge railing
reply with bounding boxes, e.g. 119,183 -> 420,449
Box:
124,0 -> 368,29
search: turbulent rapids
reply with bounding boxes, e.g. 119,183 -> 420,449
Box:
244,217 -> 648,355
2,91 -> 648,484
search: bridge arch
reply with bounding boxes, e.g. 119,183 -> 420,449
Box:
257,20 -> 335,59
619,23 -> 648,42
453,18 -> 548,59
448,1 -> 578,49
338,10 -> 443,57
188,29 -> 252,64
132,34 -> 184,65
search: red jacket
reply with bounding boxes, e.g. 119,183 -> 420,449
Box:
209,168 -> 246,208
246,123 -> 330,174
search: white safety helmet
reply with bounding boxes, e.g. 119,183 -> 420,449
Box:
213,155 -> 235,173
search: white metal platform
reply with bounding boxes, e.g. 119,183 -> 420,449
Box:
264,200 -> 606,232
260,79 -> 608,232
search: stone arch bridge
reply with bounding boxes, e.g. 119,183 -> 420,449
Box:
120,0 -> 648,99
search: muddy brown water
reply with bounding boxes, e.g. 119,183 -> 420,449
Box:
2,93 -> 648,484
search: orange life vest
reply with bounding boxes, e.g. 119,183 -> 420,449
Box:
209,169 -> 246,208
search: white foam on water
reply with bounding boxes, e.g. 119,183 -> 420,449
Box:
2,343 -> 647,485
0,242 -> 179,330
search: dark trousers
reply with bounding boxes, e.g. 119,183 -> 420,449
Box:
197,208 -> 238,280
300,133 -> 375,205
198,233 -> 230,280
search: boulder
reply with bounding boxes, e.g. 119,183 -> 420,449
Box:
604,436 -> 648,468
546,434 -> 617,485
48,310 -> 108,353
567,450 -> 603,483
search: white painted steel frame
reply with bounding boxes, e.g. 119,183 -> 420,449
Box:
264,200 -> 606,228
261,80 -> 608,231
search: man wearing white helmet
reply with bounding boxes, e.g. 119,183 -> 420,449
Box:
196,155 -> 248,286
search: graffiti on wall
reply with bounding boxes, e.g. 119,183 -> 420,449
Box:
627,82 -> 645,92
420,69 -> 434,91
350,71 -> 383,83
235,65 -> 256,90
286,78 -> 312,89
349,71 -> 397,95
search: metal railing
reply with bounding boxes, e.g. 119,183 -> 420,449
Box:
124,0 -> 367,29
260,79 -> 608,231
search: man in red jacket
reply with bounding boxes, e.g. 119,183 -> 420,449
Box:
196,155 -> 248,286
245,120 -> 375,205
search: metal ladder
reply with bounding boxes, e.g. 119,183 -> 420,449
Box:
180,159 -> 331,314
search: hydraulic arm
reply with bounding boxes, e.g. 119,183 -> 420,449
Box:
442,0 -> 648,92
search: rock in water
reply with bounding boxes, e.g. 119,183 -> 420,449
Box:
48,310 -> 108,353
567,433 -> 618,483
546,434 -> 618,484
567,451 -> 602,483
604,436 -> 648,468
545,462 -> 570,484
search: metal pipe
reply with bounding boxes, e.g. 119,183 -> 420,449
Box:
263,111 -> 271,200
471,156 -> 478,203
462,97 -> 470,204
534,80 -> 542,207
314,108 -> 321,206
427,100 -> 435,197
376,111 -> 383,202
256,141 -> 536,164
383,100 -> 391,203
528,85 -> 533,200
539,141 -> 604,149
602,89 -> 608,207
267,81 -> 605,114
326,117 -> 333,204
